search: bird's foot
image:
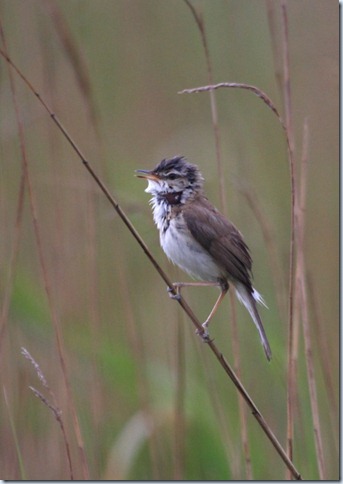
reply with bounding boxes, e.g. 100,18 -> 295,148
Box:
196,324 -> 213,343
167,286 -> 181,301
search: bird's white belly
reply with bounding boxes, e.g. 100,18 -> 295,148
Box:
160,219 -> 222,282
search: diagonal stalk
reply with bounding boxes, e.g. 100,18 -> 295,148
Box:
0,47 -> 302,481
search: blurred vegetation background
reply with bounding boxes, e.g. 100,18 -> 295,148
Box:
0,0 -> 338,480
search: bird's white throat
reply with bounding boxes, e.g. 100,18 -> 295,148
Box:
149,194 -> 170,233
145,178 -> 162,194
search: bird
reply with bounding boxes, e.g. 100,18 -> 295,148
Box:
136,156 -> 272,361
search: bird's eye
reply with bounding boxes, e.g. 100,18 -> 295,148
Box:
168,173 -> 178,180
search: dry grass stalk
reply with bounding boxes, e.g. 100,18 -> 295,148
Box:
266,4 -> 328,478
44,2 -> 99,129
178,39 -> 307,480
236,180 -> 287,318
307,276 -> 338,453
0,29 -> 90,479
0,172 -> 25,355
115,247 -> 161,479
21,348 -> 74,480
279,4 -> 297,476
295,121 -> 326,478
172,314 -> 186,480
3,386 -> 27,479
0,47 -> 302,481
0,23 -> 26,356
184,0 -> 225,214
184,1 -> 250,476
229,291 -> 252,479
180,83 -> 284,125
265,0 -> 283,94
196,346 -> 240,478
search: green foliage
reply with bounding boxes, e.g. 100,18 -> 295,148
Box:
11,272 -> 50,330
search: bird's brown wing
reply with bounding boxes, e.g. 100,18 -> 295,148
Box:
182,196 -> 253,288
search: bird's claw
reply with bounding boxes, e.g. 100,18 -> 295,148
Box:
196,327 -> 213,343
167,286 -> 181,301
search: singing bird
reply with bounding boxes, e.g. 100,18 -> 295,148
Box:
136,156 -> 271,361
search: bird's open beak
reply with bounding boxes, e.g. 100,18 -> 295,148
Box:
135,169 -> 160,181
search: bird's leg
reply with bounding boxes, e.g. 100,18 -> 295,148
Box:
168,281 -> 221,301
168,280 -> 229,341
200,280 -> 229,337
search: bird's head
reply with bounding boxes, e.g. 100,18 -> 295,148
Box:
136,156 -> 204,198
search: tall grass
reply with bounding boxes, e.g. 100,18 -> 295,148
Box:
0,1 -> 338,480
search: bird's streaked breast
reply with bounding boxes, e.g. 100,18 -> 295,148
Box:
160,215 -> 222,281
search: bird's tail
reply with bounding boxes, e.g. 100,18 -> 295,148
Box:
235,283 -> 272,361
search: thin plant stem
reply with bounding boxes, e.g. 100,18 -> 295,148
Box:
184,0 -> 225,213
179,83 -> 284,126
230,290 -> 252,479
180,79 -> 301,477
236,180 -> 287,317
0,48 -> 302,481
3,386 -> 27,479
179,84 -> 296,348
0,23 -> 26,356
184,2 -> 249,477
200,350 -> 239,477
115,244 -> 161,479
295,120 -> 326,479
21,348 -> 74,480
307,275 -> 338,453
44,2 -> 99,129
173,313 -> 186,480
265,3 -> 298,477
280,4 -> 296,476
0,33 -> 89,479
0,172 -> 25,356
265,0 -> 283,95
